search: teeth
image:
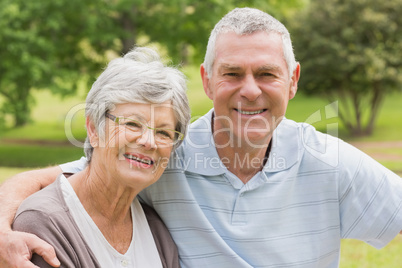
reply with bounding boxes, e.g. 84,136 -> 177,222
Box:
124,154 -> 152,165
237,109 -> 264,115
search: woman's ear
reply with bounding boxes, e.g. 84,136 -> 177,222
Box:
86,117 -> 99,148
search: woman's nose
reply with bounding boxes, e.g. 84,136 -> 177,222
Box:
136,128 -> 157,150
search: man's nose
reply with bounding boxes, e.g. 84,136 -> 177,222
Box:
240,75 -> 262,101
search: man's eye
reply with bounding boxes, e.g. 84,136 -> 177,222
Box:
261,72 -> 274,77
224,73 -> 239,77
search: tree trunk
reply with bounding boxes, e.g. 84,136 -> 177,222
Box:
180,43 -> 189,65
13,90 -> 31,127
352,92 -> 362,136
365,82 -> 384,135
119,8 -> 136,54
14,108 -> 28,127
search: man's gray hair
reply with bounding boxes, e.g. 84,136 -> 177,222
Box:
84,47 -> 190,162
203,7 -> 297,79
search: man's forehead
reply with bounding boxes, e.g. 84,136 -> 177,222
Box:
212,32 -> 286,72
213,32 -> 283,58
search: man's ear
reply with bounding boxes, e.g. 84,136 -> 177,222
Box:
200,64 -> 213,100
86,117 -> 99,148
289,63 -> 301,100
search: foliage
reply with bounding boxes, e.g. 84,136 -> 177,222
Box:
0,0 -> 116,127
140,0 -> 307,64
292,0 -> 402,136
0,0 -> 306,128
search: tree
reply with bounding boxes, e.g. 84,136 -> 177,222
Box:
144,0 -> 306,65
0,0 -> 306,127
0,0 -> 116,127
292,0 -> 402,136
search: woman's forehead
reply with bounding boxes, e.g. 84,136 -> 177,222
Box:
112,102 -> 177,124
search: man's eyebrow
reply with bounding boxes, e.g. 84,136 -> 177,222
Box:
257,64 -> 283,75
218,64 -> 242,71
218,63 -> 284,75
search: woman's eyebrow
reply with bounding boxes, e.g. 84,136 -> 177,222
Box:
122,113 -> 145,121
124,114 -> 175,129
157,123 -> 176,129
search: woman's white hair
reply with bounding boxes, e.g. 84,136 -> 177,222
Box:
203,7 -> 297,79
84,47 -> 190,162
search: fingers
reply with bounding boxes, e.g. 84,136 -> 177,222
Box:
28,235 -> 60,267
7,257 -> 41,268
0,231 -> 60,268
0,231 -> 38,268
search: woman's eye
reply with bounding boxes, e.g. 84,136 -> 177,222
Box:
125,121 -> 142,129
156,130 -> 173,140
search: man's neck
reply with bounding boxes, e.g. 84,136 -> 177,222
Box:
214,138 -> 272,184
210,112 -> 272,183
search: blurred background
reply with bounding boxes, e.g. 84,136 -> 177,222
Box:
0,0 -> 401,266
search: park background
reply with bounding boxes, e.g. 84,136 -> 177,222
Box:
0,0 -> 401,267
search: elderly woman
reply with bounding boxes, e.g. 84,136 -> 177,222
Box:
12,47 -> 190,268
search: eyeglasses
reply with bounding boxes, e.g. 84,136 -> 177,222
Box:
105,112 -> 184,146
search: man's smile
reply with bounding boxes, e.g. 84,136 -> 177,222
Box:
235,108 -> 267,115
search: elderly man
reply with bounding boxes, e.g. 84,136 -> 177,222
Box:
1,7 -> 401,268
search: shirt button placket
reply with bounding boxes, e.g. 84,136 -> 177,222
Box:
121,259 -> 129,267
232,191 -> 246,225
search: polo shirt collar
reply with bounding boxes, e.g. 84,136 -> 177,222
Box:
263,118 -> 299,173
179,109 -> 226,176
180,109 -> 299,176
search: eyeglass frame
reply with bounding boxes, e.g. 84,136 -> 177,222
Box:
105,112 -> 184,146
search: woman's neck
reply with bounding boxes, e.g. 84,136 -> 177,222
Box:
67,166 -> 135,254
68,165 -> 136,224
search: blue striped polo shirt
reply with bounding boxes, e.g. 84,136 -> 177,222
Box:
61,109 -> 402,268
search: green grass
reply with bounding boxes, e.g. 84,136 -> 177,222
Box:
340,236 -> 402,268
286,90 -> 402,142
1,121 -> 87,142
0,143 -> 84,168
361,147 -> 402,173
182,65 -> 214,118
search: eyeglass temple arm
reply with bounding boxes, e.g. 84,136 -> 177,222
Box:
105,112 -> 117,122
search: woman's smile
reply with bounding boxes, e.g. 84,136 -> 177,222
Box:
123,153 -> 154,168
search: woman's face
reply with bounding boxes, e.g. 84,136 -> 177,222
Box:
89,102 -> 177,191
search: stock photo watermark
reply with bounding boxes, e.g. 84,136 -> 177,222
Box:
64,101 -> 340,169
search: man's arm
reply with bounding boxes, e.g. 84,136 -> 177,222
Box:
0,166 -> 62,268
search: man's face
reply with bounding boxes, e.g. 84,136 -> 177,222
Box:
201,31 -> 300,148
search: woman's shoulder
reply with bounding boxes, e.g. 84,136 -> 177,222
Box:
15,176 -> 65,220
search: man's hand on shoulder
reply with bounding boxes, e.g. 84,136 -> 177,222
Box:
0,166 -> 64,267
0,230 -> 60,268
